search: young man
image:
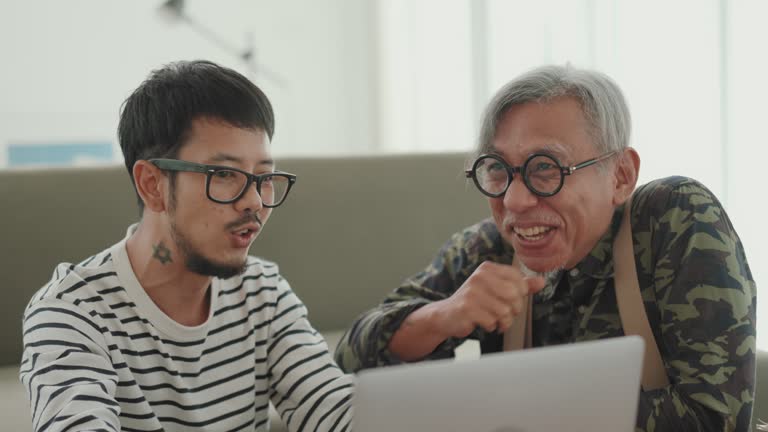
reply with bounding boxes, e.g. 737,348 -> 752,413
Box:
335,65 -> 756,431
21,60 -> 352,431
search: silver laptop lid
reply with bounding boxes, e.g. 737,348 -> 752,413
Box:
353,335 -> 644,432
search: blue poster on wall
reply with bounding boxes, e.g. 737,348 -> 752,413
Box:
7,142 -> 114,167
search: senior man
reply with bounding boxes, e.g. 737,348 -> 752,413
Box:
335,65 -> 756,431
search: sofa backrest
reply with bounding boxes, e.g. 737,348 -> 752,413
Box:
0,153 -> 488,366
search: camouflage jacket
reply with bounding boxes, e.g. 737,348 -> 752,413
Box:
334,176 -> 756,432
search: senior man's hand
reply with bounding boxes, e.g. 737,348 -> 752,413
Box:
429,261 -> 545,338
388,262 -> 544,361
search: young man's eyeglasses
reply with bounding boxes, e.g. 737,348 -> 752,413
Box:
149,159 -> 297,207
465,151 -> 617,198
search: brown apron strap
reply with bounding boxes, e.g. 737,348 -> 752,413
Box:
503,255 -> 532,351
614,197 -> 670,390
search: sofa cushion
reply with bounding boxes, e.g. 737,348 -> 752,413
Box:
0,365 -> 30,432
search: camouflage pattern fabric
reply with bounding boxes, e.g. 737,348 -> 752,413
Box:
334,176 -> 756,432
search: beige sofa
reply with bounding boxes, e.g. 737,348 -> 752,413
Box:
0,153 -> 764,430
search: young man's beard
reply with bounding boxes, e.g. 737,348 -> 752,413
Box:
165,183 -> 246,279
166,184 -> 247,278
169,220 -> 247,279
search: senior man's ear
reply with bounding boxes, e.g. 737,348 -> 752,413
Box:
612,147 -> 640,205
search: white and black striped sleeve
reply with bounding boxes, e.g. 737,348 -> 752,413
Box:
267,280 -> 353,432
20,297 -> 120,432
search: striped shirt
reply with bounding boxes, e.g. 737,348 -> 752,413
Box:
20,232 -> 353,432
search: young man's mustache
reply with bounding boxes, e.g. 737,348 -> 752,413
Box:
226,213 -> 262,230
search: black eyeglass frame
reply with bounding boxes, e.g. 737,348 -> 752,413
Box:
465,151 -> 618,198
149,158 -> 297,207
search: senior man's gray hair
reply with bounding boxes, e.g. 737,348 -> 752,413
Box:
476,65 -> 631,158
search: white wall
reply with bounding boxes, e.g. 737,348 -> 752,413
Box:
0,0 -> 377,166
728,0 -> 768,346
376,0 -> 475,153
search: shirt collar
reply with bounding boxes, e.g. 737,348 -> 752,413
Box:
572,204 -> 626,280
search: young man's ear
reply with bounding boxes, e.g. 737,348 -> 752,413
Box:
133,160 -> 168,213
613,147 -> 640,205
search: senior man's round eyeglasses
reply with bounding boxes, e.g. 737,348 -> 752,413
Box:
465,151 -> 617,198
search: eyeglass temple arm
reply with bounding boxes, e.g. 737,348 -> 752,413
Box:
567,151 -> 618,174
151,159 -> 209,173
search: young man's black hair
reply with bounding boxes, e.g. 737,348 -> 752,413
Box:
118,60 -> 275,212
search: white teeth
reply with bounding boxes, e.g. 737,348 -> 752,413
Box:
237,229 -> 249,235
513,226 -> 553,241
513,226 -> 551,237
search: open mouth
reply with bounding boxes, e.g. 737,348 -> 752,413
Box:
229,225 -> 260,248
512,225 -> 555,242
234,228 -> 255,238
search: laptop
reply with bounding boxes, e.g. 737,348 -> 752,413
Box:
352,335 -> 644,432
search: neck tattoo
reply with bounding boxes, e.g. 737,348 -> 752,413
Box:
152,242 -> 173,265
